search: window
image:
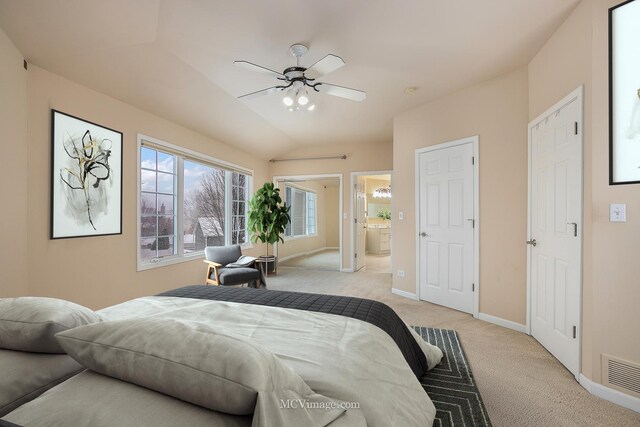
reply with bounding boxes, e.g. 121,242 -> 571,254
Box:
284,186 -> 317,238
138,137 -> 252,270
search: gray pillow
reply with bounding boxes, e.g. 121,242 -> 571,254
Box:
56,318 -> 358,427
0,297 -> 101,353
0,349 -> 83,417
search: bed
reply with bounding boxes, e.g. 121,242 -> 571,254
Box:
0,286 -> 443,426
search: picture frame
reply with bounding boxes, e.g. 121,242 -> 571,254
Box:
51,110 -> 123,239
609,0 -> 640,185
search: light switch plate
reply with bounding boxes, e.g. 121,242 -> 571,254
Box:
398,211 -> 404,221
610,204 -> 626,222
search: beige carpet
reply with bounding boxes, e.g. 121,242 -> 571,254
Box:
364,253 -> 391,274
267,268 -> 640,427
279,249 -> 340,271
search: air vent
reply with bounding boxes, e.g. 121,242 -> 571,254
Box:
602,354 -> 640,398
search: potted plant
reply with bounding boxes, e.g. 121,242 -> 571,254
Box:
247,182 -> 291,274
377,208 -> 392,222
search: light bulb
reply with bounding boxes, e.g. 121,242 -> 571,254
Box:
297,89 -> 309,106
307,103 -> 316,111
283,89 -> 295,107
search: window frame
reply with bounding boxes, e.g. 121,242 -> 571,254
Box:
283,184 -> 318,241
137,134 -> 253,271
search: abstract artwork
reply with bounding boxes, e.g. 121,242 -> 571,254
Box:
51,110 -> 123,239
610,0 -> 640,184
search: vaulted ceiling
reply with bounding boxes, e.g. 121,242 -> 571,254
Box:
0,0 -> 579,159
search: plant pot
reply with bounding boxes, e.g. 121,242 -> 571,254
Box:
259,255 -> 277,275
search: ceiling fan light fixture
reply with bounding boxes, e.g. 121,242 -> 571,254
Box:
283,89 -> 295,106
297,89 -> 309,106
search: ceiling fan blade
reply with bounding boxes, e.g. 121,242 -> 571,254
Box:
305,54 -> 345,79
316,83 -> 366,102
234,61 -> 284,78
238,86 -> 282,101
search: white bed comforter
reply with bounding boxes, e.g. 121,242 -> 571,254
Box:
99,296 -> 437,426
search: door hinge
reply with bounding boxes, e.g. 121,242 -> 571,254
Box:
472,156 -> 475,165
354,253 -> 357,259
354,218 -> 357,224
574,122 -> 579,136
572,325 -> 577,339
472,283 -> 475,292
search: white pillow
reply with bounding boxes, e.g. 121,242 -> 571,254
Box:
0,297 -> 101,353
55,317 -> 359,427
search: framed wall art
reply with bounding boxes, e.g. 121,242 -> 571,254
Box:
51,110 -> 123,239
609,0 -> 640,184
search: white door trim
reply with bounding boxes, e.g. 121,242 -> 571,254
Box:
415,136 -> 480,318
349,170 -> 393,272
526,85 -> 584,379
272,173 -> 344,272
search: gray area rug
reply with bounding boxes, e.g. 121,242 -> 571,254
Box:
412,327 -> 492,427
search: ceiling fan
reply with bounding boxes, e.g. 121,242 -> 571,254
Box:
234,44 -> 366,111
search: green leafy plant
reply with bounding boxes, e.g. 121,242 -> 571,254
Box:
247,182 -> 291,257
377,208 -> 391,221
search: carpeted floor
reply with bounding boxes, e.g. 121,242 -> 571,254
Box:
267,267 -> 640,427
279,249 -> 340,271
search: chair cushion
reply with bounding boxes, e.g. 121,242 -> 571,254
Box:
0,297 -> 101,353
217,267 -> 260,286
205,245 -> 242,267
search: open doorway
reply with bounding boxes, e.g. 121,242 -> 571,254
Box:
272,175 -> 342,272
351,172 -> 392,275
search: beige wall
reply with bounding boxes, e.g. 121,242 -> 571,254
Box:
276,180 -> 327,259
325,186 -> 340,247
269,141 -> 393,270
393,67 -> 530,324
0,27 -> 28,297
529,0 -> 640,388
26,65 -> 270,309
589,0 -> 640,385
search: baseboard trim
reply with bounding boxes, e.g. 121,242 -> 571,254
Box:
341,268 -> 354,273
279,246 -> 336,262
478,313 -> 527,333
391,288 -> 419,301
579,374 -> 640,413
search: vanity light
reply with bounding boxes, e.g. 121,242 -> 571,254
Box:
373,185 -> 392,198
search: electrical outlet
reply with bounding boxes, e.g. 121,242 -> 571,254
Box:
610,204 -> 626,222
397,270 -> 405,278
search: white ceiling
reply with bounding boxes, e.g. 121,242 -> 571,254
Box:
0,0 -> 579,159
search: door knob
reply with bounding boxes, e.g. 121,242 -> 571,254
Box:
526,239 -> 537,247
420,232 -> 429,237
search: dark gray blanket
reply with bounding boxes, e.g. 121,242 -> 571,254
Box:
157,285 -> 428,377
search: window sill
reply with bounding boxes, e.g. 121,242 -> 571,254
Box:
283,234 -> 318,242
137,252 -> 205,272
137,244 -> 252,272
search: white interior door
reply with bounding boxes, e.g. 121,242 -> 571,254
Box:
354,177 -> 366,271
418,141 -> 475,314
529,91 -> 582,376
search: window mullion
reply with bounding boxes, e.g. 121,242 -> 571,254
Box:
176,157 -> 184,256
224,170 -> 232,246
